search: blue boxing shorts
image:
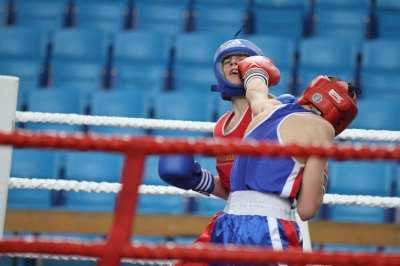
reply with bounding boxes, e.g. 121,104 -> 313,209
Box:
209,191 -> 303,266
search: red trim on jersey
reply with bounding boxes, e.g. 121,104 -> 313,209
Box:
289,167 -> 304,198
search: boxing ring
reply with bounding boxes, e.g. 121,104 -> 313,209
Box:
1,75 -> 400,265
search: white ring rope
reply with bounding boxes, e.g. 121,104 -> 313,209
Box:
9,178 -> 400,208
15,112 -> 215,133
15,111 -> 400,142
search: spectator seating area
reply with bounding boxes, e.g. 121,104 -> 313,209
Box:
1,0 -> 400,259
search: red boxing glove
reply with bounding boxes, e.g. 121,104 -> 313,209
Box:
238,56 -> 280,89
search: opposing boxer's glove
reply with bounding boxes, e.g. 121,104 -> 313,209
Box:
323,171 -> 329,194
158,155 -> 215,196
322,163 -> 329,194
277,94 -> 296,104
238,55 -> 280,89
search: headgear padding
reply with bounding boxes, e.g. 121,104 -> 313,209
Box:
211,39 -> 264,101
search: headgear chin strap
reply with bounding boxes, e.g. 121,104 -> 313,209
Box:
211,39 -> 264,101
298,75 -> 361,136
211,84 -> 245,100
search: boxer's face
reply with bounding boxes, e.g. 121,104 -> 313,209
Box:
223,55 -> 248,85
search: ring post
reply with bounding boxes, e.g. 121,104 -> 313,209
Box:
0,75 -> 19,237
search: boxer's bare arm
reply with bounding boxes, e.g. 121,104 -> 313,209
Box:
280,114 -> 335,220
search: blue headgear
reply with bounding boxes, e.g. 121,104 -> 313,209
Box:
211,39 -> 264,101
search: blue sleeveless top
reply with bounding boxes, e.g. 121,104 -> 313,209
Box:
230,102 -> 315,208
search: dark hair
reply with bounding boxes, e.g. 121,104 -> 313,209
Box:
327,76 -> 361,98
347,83 -> 362,98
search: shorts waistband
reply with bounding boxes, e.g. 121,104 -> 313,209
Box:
226,191 -> 295,221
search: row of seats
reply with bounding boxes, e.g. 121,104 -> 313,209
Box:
8,147 -> 400,223
1,0 -> 399,40
8,148 -> 222,214
16,90 -> 221,136
1,25 -> 400,100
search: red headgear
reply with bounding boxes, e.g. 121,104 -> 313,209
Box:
298,75 -> 359,136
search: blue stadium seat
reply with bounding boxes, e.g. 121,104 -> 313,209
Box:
313,0 -> 372,8
171,236 -> 198,244
0,25 -> 49,60
395,164 -> 400,197
25,89 -> 86,132
133,0 -> 190,37
325,160 -> 395,223
41,259 -> 95,266
298,37 -> 360,71
63,151 -> 124,182
71,0 -> 130,35
322,244 -> 379,253
295,37 -> 359,93
51,28 -> 110,63
137,194 -> 187,214
10,148 -> 60,179
192,0 -> 248,8
359,71 -> 400,99
384,246 -> 400,254
328,160 -> 394,196
311,8 -> 370,41
7,148 -> 59,209
48,59 -> 106,90
130,235 -> 166,244
62,151 -> 124,211
88,90 -> 151,136
325,204 -> 388,223
151,91 -> 215,137
142,155 -> 169,186
216,98 -> 233,119
193,197 -> 226,216
172,32 -> 227,91
0,59 -> 44,110
112,30 -> 171,65
173,32 -> 228,67
375,0 -> 400,39
253,0 -> 307,40
348,98 -> 400,131
359,39 -> 400,98
192,5 -> 247,35
173,63 -> 216,92
245,35 -> 297,70
361,39 -> 400,72
110,62 -> 166,92
12,0 -> 70,32
0,0 -> 8,27
0,256 -> 14,266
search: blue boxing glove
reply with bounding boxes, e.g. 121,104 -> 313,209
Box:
277,94 -> 296,104
158,155 -> 215,196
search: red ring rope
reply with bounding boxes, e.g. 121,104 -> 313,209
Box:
1,239 -> 400,265
1,130 -> 399,265
0,131 -> 399,161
